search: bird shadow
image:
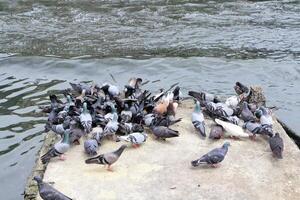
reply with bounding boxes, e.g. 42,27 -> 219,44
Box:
189,165 -> 220,170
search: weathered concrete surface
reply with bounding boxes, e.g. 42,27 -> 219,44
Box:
33,101 -> 300,200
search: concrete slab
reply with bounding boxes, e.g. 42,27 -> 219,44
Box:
37,101 -> 300,200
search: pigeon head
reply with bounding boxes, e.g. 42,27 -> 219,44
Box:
132,124 -> 144,132
124,85 -> 135,97
234,82 -> 249,95
254,109 -> 263,119
274,132 -> 280,137
101,83 -> 110,95
223,142 -> 231,148
191,159 -> 200,167
33,176 -> 42,183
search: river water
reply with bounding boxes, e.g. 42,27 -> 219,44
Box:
0,0 -> 299,199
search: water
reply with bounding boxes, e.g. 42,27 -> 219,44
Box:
0,0 -> 299,200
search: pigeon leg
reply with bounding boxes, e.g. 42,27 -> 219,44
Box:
211,164 -> 219,168
132,144 -> 140,148
59,154 -> 66,161
249,134 -> 256,141
231,136 -> 240,140
107,165 -> 114,172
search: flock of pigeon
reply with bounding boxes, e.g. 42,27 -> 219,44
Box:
33,78 -> 284,200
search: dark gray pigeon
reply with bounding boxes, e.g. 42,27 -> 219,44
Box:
234,82 -> 249,95
240,102 -> 255,122
209,125 -> 224,139
33,176 -> 72,200
269,133 -> 284,159
85,145 -> 127,171
150,125 -> 179,139
191,142 -> 230,167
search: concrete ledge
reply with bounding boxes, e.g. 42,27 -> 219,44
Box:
24,133 -> 58,200
25,101 -> 300,200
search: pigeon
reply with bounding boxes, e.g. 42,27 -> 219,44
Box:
191,142 -> 230,167
209,125 -> 224,139
69,82 -> 95,95
240,102 -> 255,122
120,105 -> 132,123
80,102 -> 92,133
63,95 -> 75,112
234,82 -> 249,95
118,132 -> 147,148
154,93 -> 171,115
69,122 -> 85,145
150,125 -> 179,139
225,95 -> 240,109
192,101 -> 206,137
269,133 -> 284,159
102,83 -> 120,97
41,130 -> 70,164
243,121 -> 262,135
172,86 -> 181,102
85,145 -> 127,171
188,91 -> 220,106
118,122 -> 144,135
33,176 -> 72,200
103,107 -> 119,138
84,139 -> 99,156
151,115 -> 182,127
205,102 -> 234,119
256,106 -> 273,126
215,118 -> 250,138
45,117 -> 71,136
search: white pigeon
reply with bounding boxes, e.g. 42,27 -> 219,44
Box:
215,118 -> 250,138
225,95 -> 240,109
119,132 -> 147,148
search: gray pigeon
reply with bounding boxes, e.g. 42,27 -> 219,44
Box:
85,145 -> 127,171
80,102 -> 92,134
84,139 -> 99,156
45,117 -> 71,137
192,101 -> 206,137
269,133 -> 284,159
41,130 -> 70,164
243,121 -> 262,134
84,128 -> 102,156
150,125 -> 179,139
209,125 -> 224,139
240,102 -> 255,122
191,142 -> 230,167
33,176 -> 72,200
